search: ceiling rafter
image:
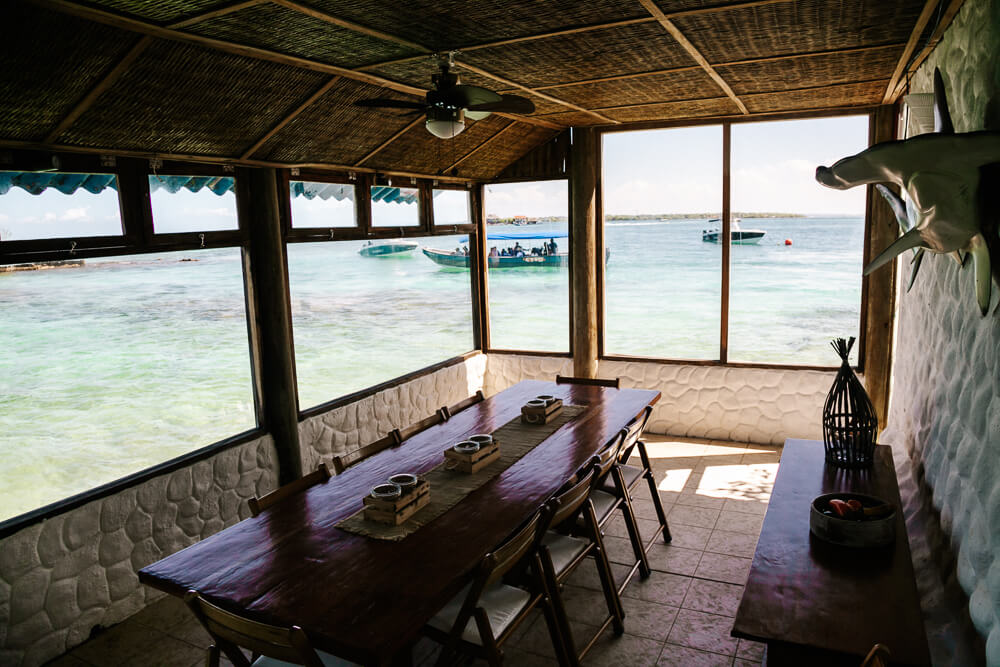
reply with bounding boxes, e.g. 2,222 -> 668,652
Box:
637,0 -> 749,114
353,116 -> 426,167
241,76 -> 341,159
270,0 -> 431,53
453,62 -> 617,124
887,0 -> 966,102
43,35 -> 153,143
166,0 -> 268,28
443,122 -> 518,174
882,0 -> 942,103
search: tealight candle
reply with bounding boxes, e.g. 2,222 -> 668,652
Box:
371,483 -> 401,499
469,434 -> 493,447
454,440 -> 480,454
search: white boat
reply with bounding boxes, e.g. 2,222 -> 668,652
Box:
702,218 -> 766,245
358,239 -> 419,257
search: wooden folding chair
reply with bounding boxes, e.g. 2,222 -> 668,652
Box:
604,405 -> 672,545
331,433 -> 401,474
555,375 -> 620,389
184,589 -> 360,667
538,469 -> 624,665
438,390 -> 485,420
423,510 -> 567,667
248,463 -> 331,517
861,644 -> 891,667
391,411 -> 445,443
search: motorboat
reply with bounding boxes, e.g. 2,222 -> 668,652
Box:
702,218 -> 766,244
358,239 -> 419,257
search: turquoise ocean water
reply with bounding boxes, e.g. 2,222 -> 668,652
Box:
0,216 -> 862,520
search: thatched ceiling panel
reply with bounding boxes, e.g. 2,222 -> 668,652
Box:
460,22 -> 694,88
363,117 -> 511,176
369,60 -> 503,94
522,97 -> 573,116
85,0 -> 240,23
547,69 -> 717,109
186,4 -> 422,68
718,47 -> 905,95
457,125 -> 560,180
57,40 -> 328,156
254,79 -> 423,165
533,112 -> 605,127
743,81 -> 886,114
603,97 -> 741,123
305,0 -> 649,52
672,0 -> 925,63
0,6 -> 135,142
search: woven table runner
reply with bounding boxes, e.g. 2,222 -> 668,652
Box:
337,405 -> 586,541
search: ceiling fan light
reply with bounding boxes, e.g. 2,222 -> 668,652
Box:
426,118 -> 466,139
465,110 -> 492,121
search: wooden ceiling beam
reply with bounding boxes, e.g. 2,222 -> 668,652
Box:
454,61 -> 618,124
638,0 -> 749,114
166,0 -> 267,28
495,113 -> 562,130
43,35 -> 152,143
443,122 -> 518,174
886,0 -> 966,102
354,116 -> 425,167
882,0 -> 943,103
271,0 -> 430,53
241,76 -> 341,159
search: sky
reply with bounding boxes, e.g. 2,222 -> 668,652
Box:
0,115 -> 869,241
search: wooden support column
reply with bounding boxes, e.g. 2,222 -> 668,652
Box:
863,106 -> 899,429
237,167 -> 302,483
569,127 -> 599,378
469,184 -> 490,351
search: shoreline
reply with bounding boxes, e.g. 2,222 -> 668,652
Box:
0,259 -> 85,273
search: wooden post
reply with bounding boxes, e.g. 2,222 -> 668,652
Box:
237,167 -> 303,483
863,106 -> 899,429
720,123 -> 731,363
469,184 -> 490,351
569,128 -> 599,378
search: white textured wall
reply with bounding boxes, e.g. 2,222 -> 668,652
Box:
0,435 -> 278,667
485,353 -> 834,446
882,0 -> 1000,663
298,353 -> 487,471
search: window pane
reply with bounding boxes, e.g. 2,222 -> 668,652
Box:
729,116 -> 868,365
0,172 -> 122,240
148,175 -> 238,233
485,181 -> 568,352
0,248 -> 256,521
290,181 -> 356,228
371,186 -> 419,227
433,189 -> 470,226
289,236 -> 473,409
602,127 -> 723,359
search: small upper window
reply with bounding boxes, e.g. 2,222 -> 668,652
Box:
148,175 -> 238,234
290,181 -> 356,229
371,185 -> 420,227
432,189 -> 470,226
0,171 -> 122,241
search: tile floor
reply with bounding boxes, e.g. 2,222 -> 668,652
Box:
45,436 -> 780,667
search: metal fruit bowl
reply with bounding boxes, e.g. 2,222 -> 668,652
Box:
809,492 -> 896,548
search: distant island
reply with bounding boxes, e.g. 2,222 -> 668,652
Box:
526,212 -> 806,223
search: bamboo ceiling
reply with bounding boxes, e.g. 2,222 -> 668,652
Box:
1,0 -> 956,180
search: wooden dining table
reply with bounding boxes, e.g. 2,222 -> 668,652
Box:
139,380 -> 660,666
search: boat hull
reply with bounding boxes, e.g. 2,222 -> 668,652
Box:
701,230 -> 766,245
422,248 -> 568,267
359,241 -> 419,257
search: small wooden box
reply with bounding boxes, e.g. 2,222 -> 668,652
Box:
444,440 -> 501,474
362,478 -> 430,525
521,399 -> 563,425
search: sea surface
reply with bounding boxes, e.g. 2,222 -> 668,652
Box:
0,216 -> 863,520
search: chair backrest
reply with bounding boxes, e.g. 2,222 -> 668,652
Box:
391,411 -> 445,443
545,469 -> 596,528
555,375 -> 620,388
591,432 -> 625,486
331,433 -> 401,474
249,463 -> 331,517
480,511 -> 544,590
619,405 -> 652,461
861,644 -> 890,667
439,390 -> 485,420
184,590 -> 326,667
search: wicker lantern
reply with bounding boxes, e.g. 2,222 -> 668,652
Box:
822,337 -> 878,468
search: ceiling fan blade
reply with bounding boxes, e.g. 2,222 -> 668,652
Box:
354,98 -> 426,110
467,94 -> 536,115
450,84 -> 502,108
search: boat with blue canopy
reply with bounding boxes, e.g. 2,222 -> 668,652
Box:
422,232 -> 609,268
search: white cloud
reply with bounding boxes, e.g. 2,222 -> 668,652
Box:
60,207 -> 89,221
181,206 -> 233,218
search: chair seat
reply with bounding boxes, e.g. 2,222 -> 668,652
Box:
428,582 -> 531,645
587,490 -> 618,524
602,464 -> 643,492
541,531 -> 588,577
254,650 -> 360,667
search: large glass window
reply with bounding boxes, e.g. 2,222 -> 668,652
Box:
0,248 -> 256,521
0,172 -> 122,240
288,235 -> 474,409
290,181 -> 356,228
729,117 -> 868,365
484,181 -> 569,352
432,189 -> 470,226
371,185 -> 420,227
148,175 -> 238,233
602,126 -> 723,359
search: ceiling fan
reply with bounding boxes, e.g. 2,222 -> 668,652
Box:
355,53 -> 535,139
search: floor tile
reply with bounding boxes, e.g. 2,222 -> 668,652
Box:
632,496 -> 676,521
618,597 -> 678,642
622,571 -> 692,607
558,585 -> 617,627
653,468 -> 697,493
722,497 -> 769,515
705,529 -> 758,558
581,631 -> 664,666
694,552 -> 751,586
70,623 -> 166,665
165,618 -> 212,648
663,525 -> 711,551
681,579 -> 744,617
666,609 -> 739,656
511,614 -> 596,660
128,596 -> 193,633
675,492 -> 727,511
736,638 -> 766,661
646,543 -> 703,576
657,643 -> 734,666
735,659 -> 762,667
695,455 -> 745,471
714,511 -> 764,535
43,655 -> 90,667
565,558 -> 630,592
667,505 -> 720,529
603,534 -> 641,567
503,647 -> 560,666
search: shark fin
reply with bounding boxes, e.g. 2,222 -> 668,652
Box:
934,68 -> 955,134
875,184 -> 911,231
906,249 -> 925,292
864,228 -> 927,275
969,234 -> 992,315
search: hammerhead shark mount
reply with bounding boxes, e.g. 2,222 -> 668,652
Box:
816,69 -> 1000,315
